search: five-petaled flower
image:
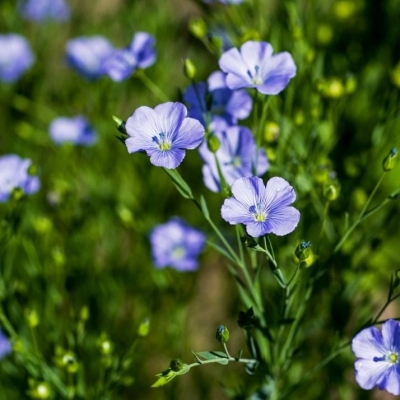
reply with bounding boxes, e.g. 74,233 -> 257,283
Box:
219,41 -> 296,95
0,154 -> 40,202
199,126 -> 269,192
49,116 -> 97,146
352,319 -> 400,395
221,176 -> 300,237
103,32 -> 156,82
183,70 -> 252,132
125,102 -> 205,169
150,218 -> 206,271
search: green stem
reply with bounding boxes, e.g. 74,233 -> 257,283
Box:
135,70 -> 169,102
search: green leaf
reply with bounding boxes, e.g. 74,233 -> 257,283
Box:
195,351 -> 229,365
207,240 -> 235,264
200,195 -> 210,219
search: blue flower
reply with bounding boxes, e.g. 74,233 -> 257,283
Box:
0,154 -> 40,202
221,176 -> 300,237
125,102 -> 205,169
0,34 -> 35,83
0,329 -> 11,359
352,319 -> 400,395
103,32 -> 156,82
199,126 -> 269,192
183,71 -> 252,132
66,36 -> 114,80
49,116 -> 96,146
219,41 -> 296,95
150,218 -> 206,271
19,0 -> 70,22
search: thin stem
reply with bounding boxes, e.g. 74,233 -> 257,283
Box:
135,70 -> 169,102
317,200 -> 330,254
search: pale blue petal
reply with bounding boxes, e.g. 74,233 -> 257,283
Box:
265,206 -> 300,236
221,197 -> 254,225
149,148 -> 185,169
264,177 -> 297,212
354,359 -> 391,390
174,117 -> 205,149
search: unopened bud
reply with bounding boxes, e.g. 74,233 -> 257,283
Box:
237,307 -> 256,330
137,318 -> 150,338
323,182 -> 340,201
183,58 -> 196,80
295,241 -> 312,261
215,325 -> 230,344
382,148 -> 397,172
112,116 -> 127,135
189,18 -> 207,39
25,309 -> 39,328
207,134 -> 220,153
240,235 -> 258,248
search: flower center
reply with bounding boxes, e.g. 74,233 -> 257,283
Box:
247,65 -> 263,85
172,246 -> 185,260
373,352 -> 399,364
152,132 -> 171,151
249,203 -> 267,222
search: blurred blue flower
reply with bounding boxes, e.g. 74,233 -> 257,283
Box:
352,319 -> 400,395
49,116 -> 96,146
19,0 -> 70,22
219,41 -> 296,95
150,218 -> 206,271
66,36 -> 114,80
221,176 -> 300,237
103,32 -> 156,82
0,154 -> 40,202
183,71 -> 252,132
0,34 -> 35,83
199,126 -> 269,192
0,329 -> 11,359
125,102 -> 205,169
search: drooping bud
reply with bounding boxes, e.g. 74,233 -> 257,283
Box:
382,147 -> 397,172
215,325 -> 230,344
323,181 -> 340,201
295,241 -> 312,261
183,58 -> 196,80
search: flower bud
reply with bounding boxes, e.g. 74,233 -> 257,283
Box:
170,358 -> 184,372
25,308 -> 39,328
215,325 -> 230,344
316,24 -> 333,45
382,148 -> 397,172
189,18 -> 207,39
79,306 -> 89,321
112,116 -> 127,135
264,121 -> 280,143
183,58 -> 196,80
334,1 -> 357,20
240,235 -> 258,248
323,181 -> 340,201
207,134 -> 220,153
295,241 -> 312,261
27,380 -> 51,399
137,318 -> 150,338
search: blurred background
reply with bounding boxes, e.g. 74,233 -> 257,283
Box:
0,0 -> 400,399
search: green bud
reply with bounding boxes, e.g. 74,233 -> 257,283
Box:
323,182 -> 340,201
170,358 -> 184,372
27,163 -> 39,176
27,380 -> 51,399
137,318 -> 150,338
11,187 -> 24,201
264,121 -> 280,143
97,336 -> 113,356
112,116 -> 127,135
295,241 -> 312,261
183,58 -> 196,80
55,349 -> 79,374
334,1 -> 357,20
79,306 -> 89,321
189,18 -> 207,39
207,134 -> 220,153
382,148 -> 397,172
215,325 -> 230,344
25,308 -> 39,328
240,235 -> 258,248
316,24 -> 333,45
